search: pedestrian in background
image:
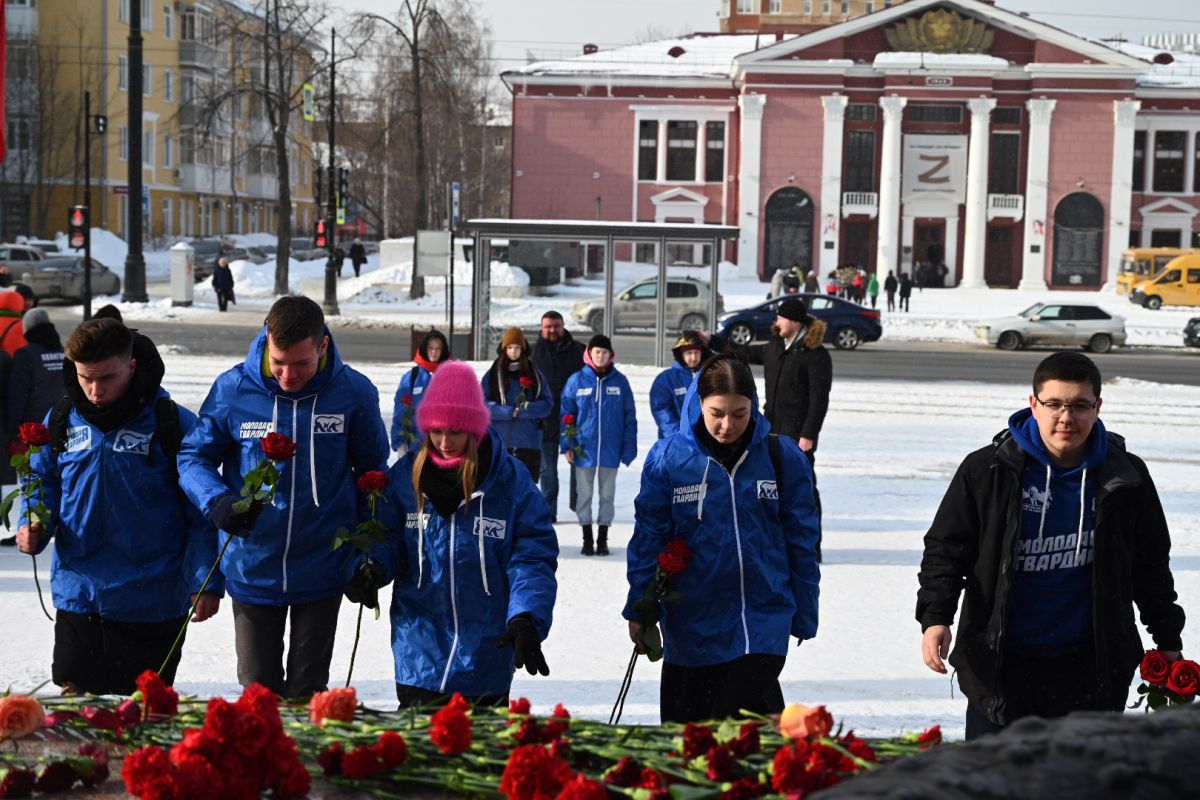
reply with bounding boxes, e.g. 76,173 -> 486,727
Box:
7,308 -> 65,441
884,270 -> 898,312
349,239 -> 368,278
212,257 -> 236,312
649,333 -> 708,439
899,272 -> 913,312
531,311 -> 585,521
867,272 -> 880,309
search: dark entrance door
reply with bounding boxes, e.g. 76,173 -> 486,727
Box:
914,219 -> 946,287
1052,192 -> 1104,287
985,226 -> 1014,287
764,188 -> 814,279
1149,229 -> 1183,248
841,221 -> 872,275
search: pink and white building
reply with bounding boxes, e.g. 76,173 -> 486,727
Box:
504,0 -> 1200,289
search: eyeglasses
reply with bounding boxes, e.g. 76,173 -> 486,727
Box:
1035,396 -> 1098,417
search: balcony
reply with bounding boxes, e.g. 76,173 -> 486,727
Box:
841,191 -> 879,218
6,5 -> 38,37
179,40 -> 216,69
244,174 -> 279,198
177,104 -> 208,128
987,193 -> 1024,221
178,164 -> 232,193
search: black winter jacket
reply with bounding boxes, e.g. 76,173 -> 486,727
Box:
759,318 -> 832,442
916,428 -> 1185,725
7,324 -> 65,436
211,265 -> 235,293
531,330 -> 585,443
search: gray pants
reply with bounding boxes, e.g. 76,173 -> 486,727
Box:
574,466 -> 617,526
232,595 -> 341,698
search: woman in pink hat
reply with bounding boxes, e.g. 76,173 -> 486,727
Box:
346,361 -> 560,707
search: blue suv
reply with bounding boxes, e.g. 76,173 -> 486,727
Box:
715,294 -> 883,350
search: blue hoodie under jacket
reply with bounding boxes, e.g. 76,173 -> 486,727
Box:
178,327 -> 390,606
559,365 -> 637,469
623,381 -> 821,667
1005,407 -> 1108,654
649,361 -> 696,439
373,429 -> 559,696
23,392 -> 222,623
481,366 -> 553,451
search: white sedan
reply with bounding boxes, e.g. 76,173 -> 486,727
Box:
975,303 -> 1126,353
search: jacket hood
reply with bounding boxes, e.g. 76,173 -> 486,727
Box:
1007,407 -> 1109,474
678,361 -> 769,453
583,346 -> 616,371
0,291 -> 24,317
799,318 -> 827,349
243,324 -> 345,396
671,334 -> 709,368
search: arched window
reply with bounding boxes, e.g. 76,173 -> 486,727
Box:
1052,192 -> 1104,287
764,187 -> 814,278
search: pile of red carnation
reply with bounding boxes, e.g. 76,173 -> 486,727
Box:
771,731 -> 878,795
134,670 -> 180,719
1133,649 -> 1199,711
0,743 -> 109,798
318,731 -> 408,780
121,683 -> 310,800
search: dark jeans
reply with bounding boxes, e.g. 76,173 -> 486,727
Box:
396,683 -> 509,710
232,596 -> 342,698
886,290 -> 896,311
509,447 -> 541,483
539,440 -> 577,520
53,609 -> 186,695
965,643 -> 1108,740
216,289 -> 233,312
900,294 -> 910,312
660,654 -> 786,724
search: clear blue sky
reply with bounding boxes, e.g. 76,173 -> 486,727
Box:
349,0 -> 1200,71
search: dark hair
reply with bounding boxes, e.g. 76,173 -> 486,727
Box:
696,353 -> 756,400
1033,351 -> 1102,398
65,318 -> 134,364
265,295 -> 325,349
541,310 -> 564,322
92,304 -> 123,322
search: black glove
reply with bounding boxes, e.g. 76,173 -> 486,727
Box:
345,560 -> 380,609
208,494 -> 264,538
495,614 -> 549,676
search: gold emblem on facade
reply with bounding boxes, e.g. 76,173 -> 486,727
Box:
885,8 -> 995,54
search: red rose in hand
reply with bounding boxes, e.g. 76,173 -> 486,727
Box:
356,470 -> 389,495
657,539 -> 691,578
402,395 -> 414,406
1167,659 -> 1200,698
562,414 -> 575,426
519,376 -> 534,389
18,422 -> 51,447
1140,649 -> 1172,685
261,432 -> 297,461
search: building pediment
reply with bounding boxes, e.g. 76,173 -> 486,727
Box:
1139,198 -> 1199,218
651,188 -> 710,206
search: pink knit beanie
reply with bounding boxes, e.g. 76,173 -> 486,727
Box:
416,360 -> 490,441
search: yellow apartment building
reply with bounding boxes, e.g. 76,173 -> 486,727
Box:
719,0 -> 914,33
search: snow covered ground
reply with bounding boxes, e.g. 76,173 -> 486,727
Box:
2,357 -> 1197,741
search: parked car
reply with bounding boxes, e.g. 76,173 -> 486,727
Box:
975,303 -> 1126,353
1186,317 -> 1200,348
1129,255 -> 1200,309
228,246 -> 269,265
714,293 -> 883,351
288,237 -> 327,261
0,243 -> 47,271
16,257 -> 121,303
571,277 -> 721,333
190,239 -> 227,282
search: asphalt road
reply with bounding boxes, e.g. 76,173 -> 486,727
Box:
43,310 -> 1200,386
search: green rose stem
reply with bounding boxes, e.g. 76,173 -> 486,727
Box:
345,603 -> 364,689
156,532 -> 237,676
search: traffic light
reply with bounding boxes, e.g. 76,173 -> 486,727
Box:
93,115 -> 107,134
69,205 -> 88,249
314,218 -> 329,249
337,167 -> 349,204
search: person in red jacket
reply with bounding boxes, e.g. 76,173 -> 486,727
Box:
0,287 -> 35,356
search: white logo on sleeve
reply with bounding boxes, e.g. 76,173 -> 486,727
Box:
413,386 -> 424,395
475,516 -> 507,540
757,480 -> 778,500
673,483 -> 702,504
674,387 -> 688,396
314,414 -> 345,434
65,426 -> 92,453
112,430 -> 152,455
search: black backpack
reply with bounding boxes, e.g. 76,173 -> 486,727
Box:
49,396 -> 184,480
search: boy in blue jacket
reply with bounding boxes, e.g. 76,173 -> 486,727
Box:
560,335 -> 636,556
649,333 -> 708,439
178,296 -> 390,698
17,319 -> 221,695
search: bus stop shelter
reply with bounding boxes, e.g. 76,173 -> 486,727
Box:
458,219 -> 740,366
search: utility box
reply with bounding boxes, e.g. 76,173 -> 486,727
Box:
170,242 -> 195,307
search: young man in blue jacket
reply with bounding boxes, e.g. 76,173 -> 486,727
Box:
178,295 -> 390,698
649,333 -> 708,439
17,319 -> 221,694
560,335 -> 636,556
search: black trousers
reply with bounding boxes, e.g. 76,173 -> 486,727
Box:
509,447 -> 541,483
660,654 -> 786,724
232,596 -> 341,699
396,683 -> 508,710
216,289 -> 234,311
53,610 -> 187,696
965,644 -> 1111,740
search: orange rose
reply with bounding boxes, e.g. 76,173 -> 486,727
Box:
309,687 -> 357,727
779,703 -> 833,740
0,695 -> 46,740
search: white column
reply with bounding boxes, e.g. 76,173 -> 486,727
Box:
961,97 -> 996,289
1019,98 -> 1056,290
656,120 -> 668,182
944,214 -> 960,286
737,93 -> 767,279
875,96 -> 907,280
819,95 -> 848,275
1106,99 -> 1141,289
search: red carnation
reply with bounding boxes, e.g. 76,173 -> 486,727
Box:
317,742 -> 344,776
562,414 -> 575,426
1140,649 -> 1172,685
730,721 -> 761,758
639,768 -> 667,790
837,732 -> 877,768
260,432 -> 298,461
512,716 -> 542,746
356,470 -> 389,495
498,744 -> 574,800
603,756 -> 642,788
556,773 -> 607,800
402,395 -> 414,406
771,741 -> 816,794
682,722 -> 717,762
18,422 -> 51,447
720,777 -> 768,800
121,745 -> 175,799
916,724 -> 942,749
374,731 -> 407,770
1167,659 -> 1200,698
135,670 -> 179,718
78,743 -> 110,788
341,745 -> 384,779
430,693 -> 473,755
509,697 -> 532,716
543,703 -> 571,741
706,745 -> 734,782
0,767 -> 36,798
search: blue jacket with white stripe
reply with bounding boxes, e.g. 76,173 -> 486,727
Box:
559,365 -> 636,469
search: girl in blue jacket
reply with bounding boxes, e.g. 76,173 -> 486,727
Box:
560,335 -> 636,557
480,327 -> 552,481
624,354 -> 821,723
354,361 -> 559,707
391,329 -> 449,454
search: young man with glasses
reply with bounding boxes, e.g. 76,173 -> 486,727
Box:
916,351 -> 1185,738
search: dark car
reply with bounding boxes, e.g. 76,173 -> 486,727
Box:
714,293 -> 883,350
190,239 -> 228,282
1186,317 -> 1200,348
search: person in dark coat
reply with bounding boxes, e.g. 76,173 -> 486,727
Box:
348,239 -> 368,278
898,272 -> 913,312
917,352 -> 1185,740
212,257 -> 235,312
7,308 -> 65,439
481,327 -> 552,481
884,270 -> 898,312
530,310 -> 585,520
753,297 -> 832,558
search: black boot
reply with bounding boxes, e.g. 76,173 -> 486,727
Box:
581,524 -> 594,556
596,525 -> 610,556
